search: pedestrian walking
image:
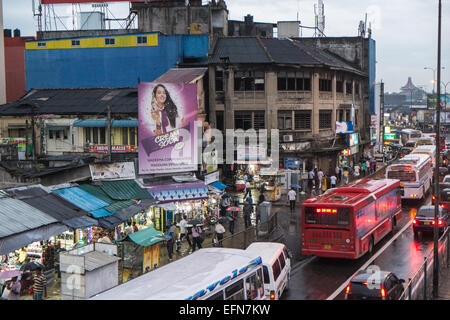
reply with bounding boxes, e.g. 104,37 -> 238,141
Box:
335,165 -> 341,184
314,168 -> 320,192
330,175 -> 337,189
243,180 -> 252,199
288,188 -> 297,213
317,169 -> 324,190
6,276 -> 21,300
228,213 -> 236,234
164,226 -> 174,261
366,160 -> 370,174
243,200 -> 253,228
179,215 -> 191,247
215,221 -> 226,247
308,169 -> 314,193
353,164 -> 360,178
361,161 -> 367,177
32,268 -> 46,300
191,224 -> 203,252
343,168 -> 349,185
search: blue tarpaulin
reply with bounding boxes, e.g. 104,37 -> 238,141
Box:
209,181 -> 228,190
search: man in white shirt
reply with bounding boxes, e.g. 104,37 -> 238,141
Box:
288,188 -> 297,212
308,170 -> 315,193
330,175 -> 337,188
179,215 -> 191,247
244,181 -> 252,199
317,169 -> 324,190
354,164 -> 360,177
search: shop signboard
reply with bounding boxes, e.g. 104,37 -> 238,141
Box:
335,121 -> 354,134
204,171 -> 220,185
88,144 -> 135,153
89,162 -> 136,181
284,158 -> 301,169
348,133 -> 359,147
340,149 -> 351,156
384,133 -> 397,141
138,82 -> 198,174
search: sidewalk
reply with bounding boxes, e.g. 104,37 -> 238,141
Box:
437,268 -> 450,300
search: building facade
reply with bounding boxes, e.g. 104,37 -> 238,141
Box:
25,32 -> 209,90
208,37 -> 369,173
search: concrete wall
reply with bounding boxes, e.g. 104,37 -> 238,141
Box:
25,33 -> 208,89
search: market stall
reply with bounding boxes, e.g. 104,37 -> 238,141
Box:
258,170 -> 283,201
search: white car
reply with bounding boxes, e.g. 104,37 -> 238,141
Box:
443,175 -> 450,184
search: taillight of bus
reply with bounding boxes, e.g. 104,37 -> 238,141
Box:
316,208 -> 338,213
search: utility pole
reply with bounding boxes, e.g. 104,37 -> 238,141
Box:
433,0 -> 442,300
107,105 -> 112,162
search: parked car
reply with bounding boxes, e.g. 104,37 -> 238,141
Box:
413,205 -> 449,237
404,140 -> 417,151
345,269 -> 405,300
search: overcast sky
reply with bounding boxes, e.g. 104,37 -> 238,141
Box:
2,0 -> 450,93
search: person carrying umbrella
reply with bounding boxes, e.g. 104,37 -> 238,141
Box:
6,276 -> 21,300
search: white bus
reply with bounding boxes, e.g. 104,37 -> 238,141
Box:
411,145 -> 436,167
90,248 -> 266,300
385,153 -> 433,200
401,129 -> 422,145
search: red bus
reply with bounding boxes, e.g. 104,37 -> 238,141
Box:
301,178 -> 402,259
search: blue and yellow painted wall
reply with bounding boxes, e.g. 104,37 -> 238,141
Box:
25,32 -> 208,89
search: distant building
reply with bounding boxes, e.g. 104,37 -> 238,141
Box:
0,0 -> 6,104
228,14 -> 275,37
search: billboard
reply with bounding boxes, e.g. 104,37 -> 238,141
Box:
335,121 -> 354,134
89,162 -> 136,181
41,0 -> 144,4
138,82 -> 198,174
348,133 -> 359,147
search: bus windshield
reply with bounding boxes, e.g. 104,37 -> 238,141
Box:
387,170 -> 416,182
304,207 -> 349,226
411,133 -> 421,138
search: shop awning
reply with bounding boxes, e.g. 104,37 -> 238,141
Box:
98,180 -> 154,201
209,181 -> 228,190
5,185 -> 98,230
52,187 -> 115,219
125,226 -> 165,247
73,120 -> 138,128
146,181 -> 209,203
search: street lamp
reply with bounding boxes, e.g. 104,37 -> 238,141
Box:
425,66 -> 445,94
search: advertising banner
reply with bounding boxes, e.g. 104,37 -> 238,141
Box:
335,121 -> 354,134
138,83 -> 198,174
348,133 -> 359,147
88,145 -> 135,153
89,162 -> 136,181
284,158 -> 301,169
41,0 -> 144,4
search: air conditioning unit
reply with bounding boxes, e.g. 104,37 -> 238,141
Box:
283,135 -> 293,142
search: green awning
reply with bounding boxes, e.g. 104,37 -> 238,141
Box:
99,180 -> 153,201
127,226 -> 165,247
78,184 -> 135,213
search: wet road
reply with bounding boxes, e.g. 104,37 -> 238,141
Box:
281,191 -> 436,300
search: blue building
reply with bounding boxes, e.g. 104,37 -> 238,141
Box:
25,32 -> 209,90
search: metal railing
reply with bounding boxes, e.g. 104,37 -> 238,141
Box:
399,227 -> 450,300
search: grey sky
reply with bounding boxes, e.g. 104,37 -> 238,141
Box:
2,0 -> 450,93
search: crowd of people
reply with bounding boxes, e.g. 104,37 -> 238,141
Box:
306,159 -> 378,196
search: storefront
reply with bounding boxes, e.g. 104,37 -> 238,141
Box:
146,180 -> 210,230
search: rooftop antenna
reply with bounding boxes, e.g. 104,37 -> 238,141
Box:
314,0 -> 325,37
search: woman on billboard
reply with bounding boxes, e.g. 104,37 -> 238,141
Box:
150,84 -> 185,135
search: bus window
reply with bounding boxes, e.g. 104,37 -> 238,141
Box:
305,207 -> 350,225
272,260 -> 281,282
245,271 -> 263,300
387,170 -> 416,182
206,290 -> 224,300
225,279 -> 245,300
355,202 -> 376,238
263,266 -> 270,284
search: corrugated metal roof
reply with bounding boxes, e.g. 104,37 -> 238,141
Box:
52,187 -> 115,218
99,180 -> 153,201
78,184 -> 135,213
22,194 -> 98,229
209,37 -> 271,64
0,198 -> 57,238
154,68 -> 207,84
83,251 -> 120,272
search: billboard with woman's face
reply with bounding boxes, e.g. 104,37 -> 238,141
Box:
138,82 -> 198,174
